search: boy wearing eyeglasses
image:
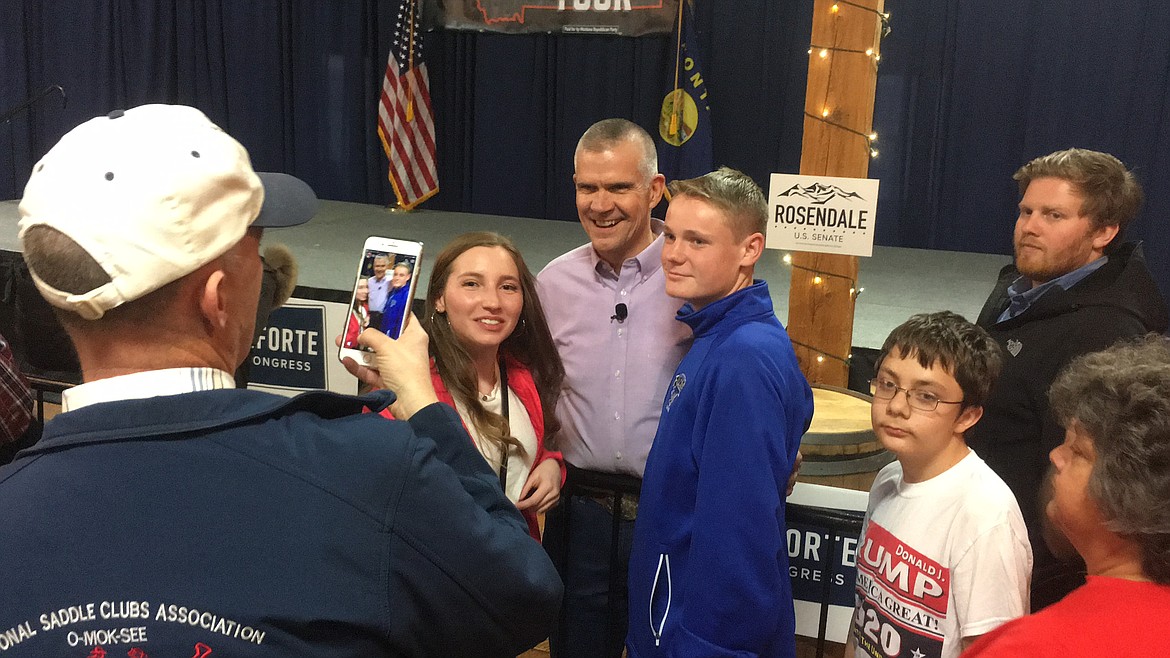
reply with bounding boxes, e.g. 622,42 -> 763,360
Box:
846,311 -> 1032,658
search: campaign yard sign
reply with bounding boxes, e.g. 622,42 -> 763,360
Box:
788,521 -> 861,609
767,174 -> 880,258
246,291 -> 354,396
249,305 -> 328,391
787,483 -> 869,644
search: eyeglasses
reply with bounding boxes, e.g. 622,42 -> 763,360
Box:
869,377 -> 963,412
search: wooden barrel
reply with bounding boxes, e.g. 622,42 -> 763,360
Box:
798,384 -> 893,491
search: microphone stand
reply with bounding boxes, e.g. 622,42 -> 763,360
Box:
3,85 -> 67,197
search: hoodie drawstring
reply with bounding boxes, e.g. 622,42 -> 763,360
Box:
650,553 -> 672,647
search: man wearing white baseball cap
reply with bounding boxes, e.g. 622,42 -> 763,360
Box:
0,105 -> 561,656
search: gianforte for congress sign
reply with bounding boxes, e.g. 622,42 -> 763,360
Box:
246,293 -> 355,396
766,173 -> 880,258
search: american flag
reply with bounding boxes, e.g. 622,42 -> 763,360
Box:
377,0 -> 438,210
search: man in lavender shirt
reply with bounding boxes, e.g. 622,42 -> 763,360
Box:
367,255 -> 391,330
537,119 -> 693,658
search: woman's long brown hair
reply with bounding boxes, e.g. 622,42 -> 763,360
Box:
423,232 -> 565,457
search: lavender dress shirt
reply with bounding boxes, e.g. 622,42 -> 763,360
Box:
367,275 -> 391,312
537,221 -> 692,477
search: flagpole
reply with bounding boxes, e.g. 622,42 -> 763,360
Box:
668,0 -> 685,137
405,0 -> 416,123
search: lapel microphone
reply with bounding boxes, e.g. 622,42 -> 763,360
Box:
611,303 -> 628,323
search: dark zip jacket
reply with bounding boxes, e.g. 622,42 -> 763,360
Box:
969,242 -> 1168,608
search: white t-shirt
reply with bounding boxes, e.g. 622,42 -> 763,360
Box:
453,384 -> 538,504
850,451 -> 1032,658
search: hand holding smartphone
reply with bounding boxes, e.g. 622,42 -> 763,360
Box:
338,236 -> 424,366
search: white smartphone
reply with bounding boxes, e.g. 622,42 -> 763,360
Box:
337,236 -> 424,366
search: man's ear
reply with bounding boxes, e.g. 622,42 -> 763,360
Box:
741,232 -> 765,268
648,173 -> 666,207
199,269 -> 230,330
1091,223 -> 1120,252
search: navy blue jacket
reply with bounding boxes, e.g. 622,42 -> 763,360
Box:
0,388 -> 561,656
627,282 -> 814,658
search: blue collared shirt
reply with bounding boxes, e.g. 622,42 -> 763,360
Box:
997,256 -> 1108,323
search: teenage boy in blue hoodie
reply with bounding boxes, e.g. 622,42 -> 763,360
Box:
626,167 -> 814,658
847,312 -> 1032,658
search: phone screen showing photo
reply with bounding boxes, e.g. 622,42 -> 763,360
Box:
343,248 -> 419,349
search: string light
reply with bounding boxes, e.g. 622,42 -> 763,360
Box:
806,5 -> 887,160
781,254 -> 860,290
790,339 -> 853,366
808,44 -> 882,62
803,111 -> 880,160
781,255 -> 866,366
789,1 -> 886,371
833,0 -> 893,37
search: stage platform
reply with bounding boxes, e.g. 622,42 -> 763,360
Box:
0,199 -> 1011,349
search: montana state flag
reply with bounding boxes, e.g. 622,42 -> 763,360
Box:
657,0 -> 712,186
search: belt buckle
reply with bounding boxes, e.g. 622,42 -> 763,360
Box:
588,493 -> 638,521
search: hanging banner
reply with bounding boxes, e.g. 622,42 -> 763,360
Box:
435,0 -> 677,36
767,173 -> 880,258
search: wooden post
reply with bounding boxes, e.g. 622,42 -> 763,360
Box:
787,0 -> 885,386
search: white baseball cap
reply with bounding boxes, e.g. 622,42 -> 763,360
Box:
17,104 -> 318,320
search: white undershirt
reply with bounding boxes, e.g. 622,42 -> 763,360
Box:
62,368 -> 237,412
452,384 -> 538,504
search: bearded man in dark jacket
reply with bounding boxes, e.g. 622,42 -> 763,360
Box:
969,148 -> 1169,611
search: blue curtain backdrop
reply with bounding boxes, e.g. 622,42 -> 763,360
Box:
869,0 -> 1170,273
3,1 -> 1169,296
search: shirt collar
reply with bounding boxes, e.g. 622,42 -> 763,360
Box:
62,367 -> 237,412
1000,256 -> 1108,322
590,218 -> 665,279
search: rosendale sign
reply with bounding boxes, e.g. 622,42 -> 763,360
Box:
438,0 -> 677,35
766,173 -> 880,258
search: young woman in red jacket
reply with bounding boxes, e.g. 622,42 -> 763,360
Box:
423,232 -> 566,541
